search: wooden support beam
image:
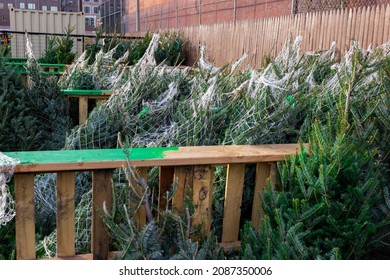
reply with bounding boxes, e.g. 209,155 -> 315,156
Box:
172,166 -> 194,215
251,163 -> 272,230
92,169 -> 112,260
158,166 -> 175,212
192,165 -> 214,237
269,162 -> 278,190
79,96 -> 88,124
222,163 -> 245,243
131,167 -> 148,228
56,171 -> 76,257
14,173 -> 36,260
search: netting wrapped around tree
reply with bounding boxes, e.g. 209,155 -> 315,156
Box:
2,32 -> 389,258
0,153 -> 19,227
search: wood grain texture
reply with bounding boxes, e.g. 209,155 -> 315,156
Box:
178,5 -> 389,68
221,164 -> 245,243
10,144 -> 308,173
91,169 -> 112,260
251,163 -> 272,230
56,171 -> 75,257
79,96 -> 88,125
131,167 -> 148,228
172,166 -> 194,214
14,173 -> 35,260
192,165 -> 214,237
158,166 -> 175,212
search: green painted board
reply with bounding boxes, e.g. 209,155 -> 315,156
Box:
4,57 -> 28,63
4,147 -> 178,165
61,89 -> 112,96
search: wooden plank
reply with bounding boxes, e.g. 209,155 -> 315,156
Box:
372,5 -> 381,47
79,96 -> 88,124
365,6 -> 374,48
192,165 -> 214,237
357,7 -> 365,46
377,5 -> 386,46
131,167 -> 148,228
221,163 -> 245,243
8,144 -> 308,173
158,166 -> 175,211
172,166 -> 194,214
14,173 -> 35,260
56,171 -> 75,257
251,162 -> 272,230
345,8 -> 354,53
384,5 -> 390,42
91,169 -> 112,260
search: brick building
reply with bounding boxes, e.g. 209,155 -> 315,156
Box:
83,0 -> 102,31
99,0 -> 125,33
0,0 -> 102,31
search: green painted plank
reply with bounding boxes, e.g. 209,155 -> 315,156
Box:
3,57 -> 28,63
39,63 -> 66,67
61,89 -> 112,96
3,147 -> 178,165
41,72 -> 61,75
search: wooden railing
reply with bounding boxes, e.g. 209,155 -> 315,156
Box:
4,144 -> 308,260
61,89 -> 113,124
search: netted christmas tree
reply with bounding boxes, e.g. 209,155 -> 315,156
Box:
1,32 -> 389,259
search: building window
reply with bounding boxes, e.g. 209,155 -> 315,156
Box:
8,3 -> 13,8
42,6 -> 47,11
84,6 -> 90,14
20,3 -> 25,9
85,17 -> 95,26
50,6 -> 58,11
27,3 -> 36,9
93,7 -> 99,14
0,3 -> 4,9
93,0 -> 99,2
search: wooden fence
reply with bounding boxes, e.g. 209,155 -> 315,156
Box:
5,144 -> 308,260
175,4 -> 390,67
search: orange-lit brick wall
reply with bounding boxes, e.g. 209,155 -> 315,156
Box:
125,0 -> 293,32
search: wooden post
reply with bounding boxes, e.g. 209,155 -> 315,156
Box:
56,171 -> 76,257
131,167 -> 148,228
221,164 -> 245,243
172,166 -> 194,215
92,170 -> 112,260
192,165 -> 213,237
158,166 -> 175,212
79,96 -> 88,124
269,162 -> 278,190
251,163 -> 272,230
14,173 -> 36,260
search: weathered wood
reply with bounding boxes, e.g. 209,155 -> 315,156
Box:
251,162 -> 272,230
172,166 -> 194,214
269,162 -> 278,190
56,171 -> 75,257
14,173 -> 35,260
79,96 -> 88,124
218,241 -> 242,251
192,165 -> 214,237
178,5 -> 388,68
92,169 -> 112,260
7,144 -> 307,173
222,164 -> 246,243
131,167 -> 148,228
158,166 -> 175,211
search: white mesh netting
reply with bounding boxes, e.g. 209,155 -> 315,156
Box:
0,153 -> 19,226
2,32 -> 389,258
